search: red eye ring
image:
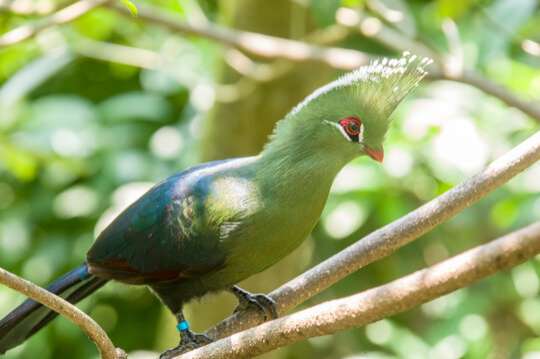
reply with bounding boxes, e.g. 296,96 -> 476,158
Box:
339,116 -> 362,136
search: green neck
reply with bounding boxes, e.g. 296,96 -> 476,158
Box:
255,123 -> 351,206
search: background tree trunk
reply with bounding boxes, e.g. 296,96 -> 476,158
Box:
200,0 -> 337,160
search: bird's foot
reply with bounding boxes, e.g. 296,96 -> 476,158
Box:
159,331 -> 212,359
231,286 -> 278,320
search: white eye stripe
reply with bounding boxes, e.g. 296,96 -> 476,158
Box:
337,124 -> 353,142
324,120 -> 350,141
358,125 -> 364,142
324,120 -> 364,142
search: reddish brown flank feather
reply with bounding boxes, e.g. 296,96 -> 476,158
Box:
88,260 -> 191,284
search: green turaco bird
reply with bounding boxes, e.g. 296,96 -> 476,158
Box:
0,53 -> 430,358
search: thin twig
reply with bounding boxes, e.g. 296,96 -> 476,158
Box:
0,48 -> 74,106
179,222 -> 540,359
221,19 -> 351,84
206,130 -> 540,339
0,0 -> 109,47
438,70 -> 540,122
365,0 -> 406,25
109,3 -> 370,70
0,267 -> 123,359
0,0 -> 57,16
72,36 -> 162,70
69,37 -> 258,102
335,7 -> 437,61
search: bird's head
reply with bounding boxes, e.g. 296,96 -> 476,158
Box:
265,52 -> 431,164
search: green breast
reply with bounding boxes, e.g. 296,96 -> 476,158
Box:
203,165 -> 335,284
194,140 -> 349,288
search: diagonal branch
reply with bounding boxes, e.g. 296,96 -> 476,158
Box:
0,0 -> 109,47
439,70 -> 540,122
0,267 -> 124,359
206,130 -> 540,340
109,3 -> 369,70
334,8 -> 540,123
179,221 -> 540,359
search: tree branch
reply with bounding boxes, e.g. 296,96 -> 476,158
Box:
108,3 -> 370,71
2,1 -> 538,123
334,7 -> 540,124
0,0 -> 58,16
439,70 -> 540,122
335,7 -> 436,61
205,130 -> 540,340
106,4 -> 540,124
0,0 -> 108,47
0,267 -> 124,359
179,221 -> 540,359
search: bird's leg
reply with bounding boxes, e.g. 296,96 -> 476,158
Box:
159,311 -> 212,359
230,285 -> 278,320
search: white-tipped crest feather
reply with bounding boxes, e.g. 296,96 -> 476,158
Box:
264,52 -> 432,153
289,52 -> 432,122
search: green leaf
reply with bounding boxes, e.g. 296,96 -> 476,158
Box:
437,0 -> 473,19
0,143 -> 38,181
341,0 -> 364,6
121,0 -> 138,16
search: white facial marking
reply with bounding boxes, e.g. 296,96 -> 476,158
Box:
323,120 -> 364,143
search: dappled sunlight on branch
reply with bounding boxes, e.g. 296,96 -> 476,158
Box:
180,222 -> 540,358
0,267 -> 123,359
0,0 -> 109,47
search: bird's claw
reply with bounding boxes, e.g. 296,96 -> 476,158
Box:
232,286 -> 278,320
159,331 -> 211,359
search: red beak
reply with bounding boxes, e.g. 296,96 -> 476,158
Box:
365,146 -> 384,163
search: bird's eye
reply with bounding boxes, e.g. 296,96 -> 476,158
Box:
345,122 -> 360,136
338,116 -> 362,142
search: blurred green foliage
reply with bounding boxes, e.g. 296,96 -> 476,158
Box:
0,0 -> 539,358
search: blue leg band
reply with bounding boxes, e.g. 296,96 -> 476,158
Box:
78,266 -> 90,281
177,320 -> 189,332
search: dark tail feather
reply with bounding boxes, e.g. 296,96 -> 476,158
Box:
0,264 -> 108,354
